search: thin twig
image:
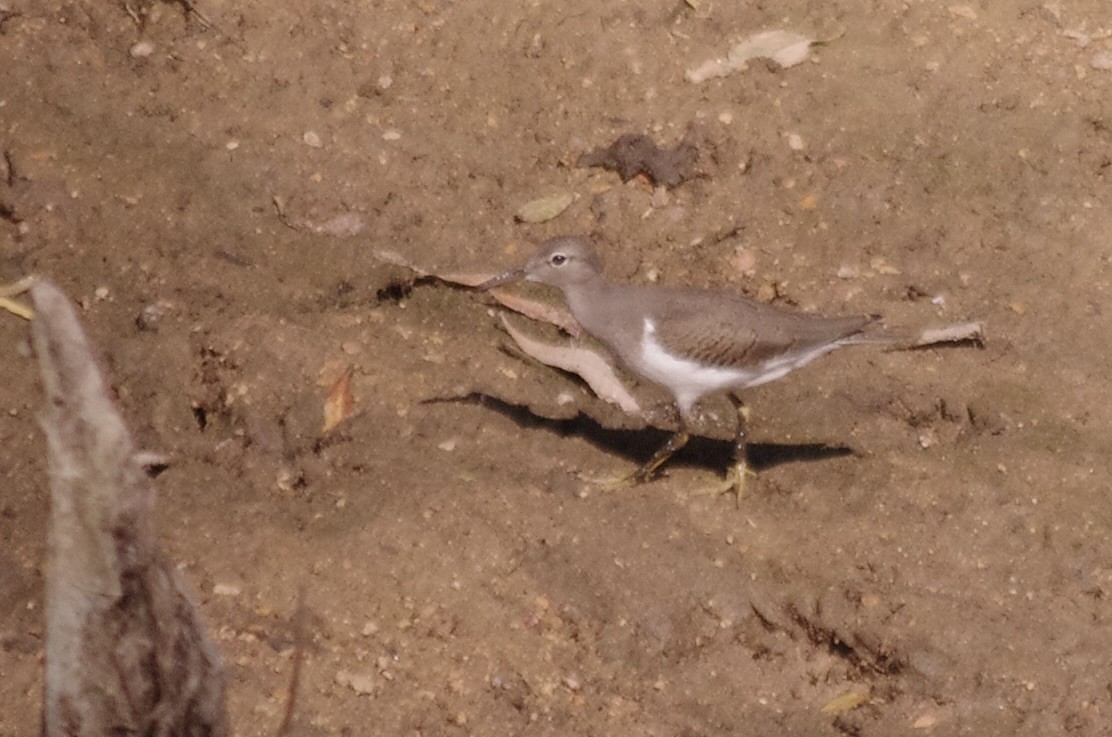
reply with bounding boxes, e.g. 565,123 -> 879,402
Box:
276,585 -> 309,737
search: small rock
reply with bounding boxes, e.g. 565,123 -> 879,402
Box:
129,40 -> 155,58
303,130 -> 323,148
377,74 -> 393,90
136,303 -> 165,331
213,583 -> 241,596
786,133 -> 804,151
225,140 -> 240,151
836,265 -> 857,279
335,670 -> 376,696
93,286 -> 110,302
650,186 -> 670,209
947,5 -> 977,20
1091,52 -> 1112,70
382,130 -> 401,141
728,247 -> 757,275
438,439 -> 457,452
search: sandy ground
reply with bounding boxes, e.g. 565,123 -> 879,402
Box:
3,0 -> 1112,735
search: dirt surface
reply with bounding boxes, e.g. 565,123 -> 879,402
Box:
2,1 -> 1112,735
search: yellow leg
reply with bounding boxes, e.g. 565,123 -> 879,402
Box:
700,396 -> 756,506
580,430 -> 691,491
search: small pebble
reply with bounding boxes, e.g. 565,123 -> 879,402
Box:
225,140 -> 240,151
382,130 -> 401,141
786,133 -> 804,151
93,286 -> 110,302
213,583 -> 241,596
377,74 -> 393,90
947,4 -> 977,20
1092,52 -> 1112,71
717,111 -> 734,125
335,670 -> 376,696
136,303 -> 165,331
728,247 -> 757,275
129,40 -> 155,58
303,130 -> 323,148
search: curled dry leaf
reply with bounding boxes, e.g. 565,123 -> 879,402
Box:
501,316 -> 642,416
515,193 -> 573,223
911,321 -> 985,348
272,196 -> 365,237
686,30 -> 814,83
489,291 -> 581,337
371,250 -> 579,333
322,365 -> 355,433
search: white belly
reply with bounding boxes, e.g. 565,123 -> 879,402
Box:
637,317 -> 842,415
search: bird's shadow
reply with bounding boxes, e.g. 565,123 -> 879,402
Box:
425,393 -> 853,474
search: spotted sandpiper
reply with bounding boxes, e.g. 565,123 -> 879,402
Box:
479,236 -> 881,498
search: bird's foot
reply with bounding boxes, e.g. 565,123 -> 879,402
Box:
577,465 -> 656,492
699,462 -> 756,507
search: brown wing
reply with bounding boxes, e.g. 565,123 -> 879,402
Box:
649,290 -> 876,368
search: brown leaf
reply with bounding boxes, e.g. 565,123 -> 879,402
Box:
515,193 -> 573,223
501,316 -> 642,416
322,366 -> 355,433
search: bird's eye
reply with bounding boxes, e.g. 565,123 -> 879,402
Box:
550,253 -> 568,266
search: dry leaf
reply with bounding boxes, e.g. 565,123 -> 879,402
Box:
912,321 -> 984,347
275,202 -> 366,237
322,366 -> 355,433
686,30 -> 814,83
371,250 -> 580,334
501,316 -> 642,416
0,276 -> 36,320
820,688 -> 870,714
515,193 -> 573,223
489,291 -> 581,336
